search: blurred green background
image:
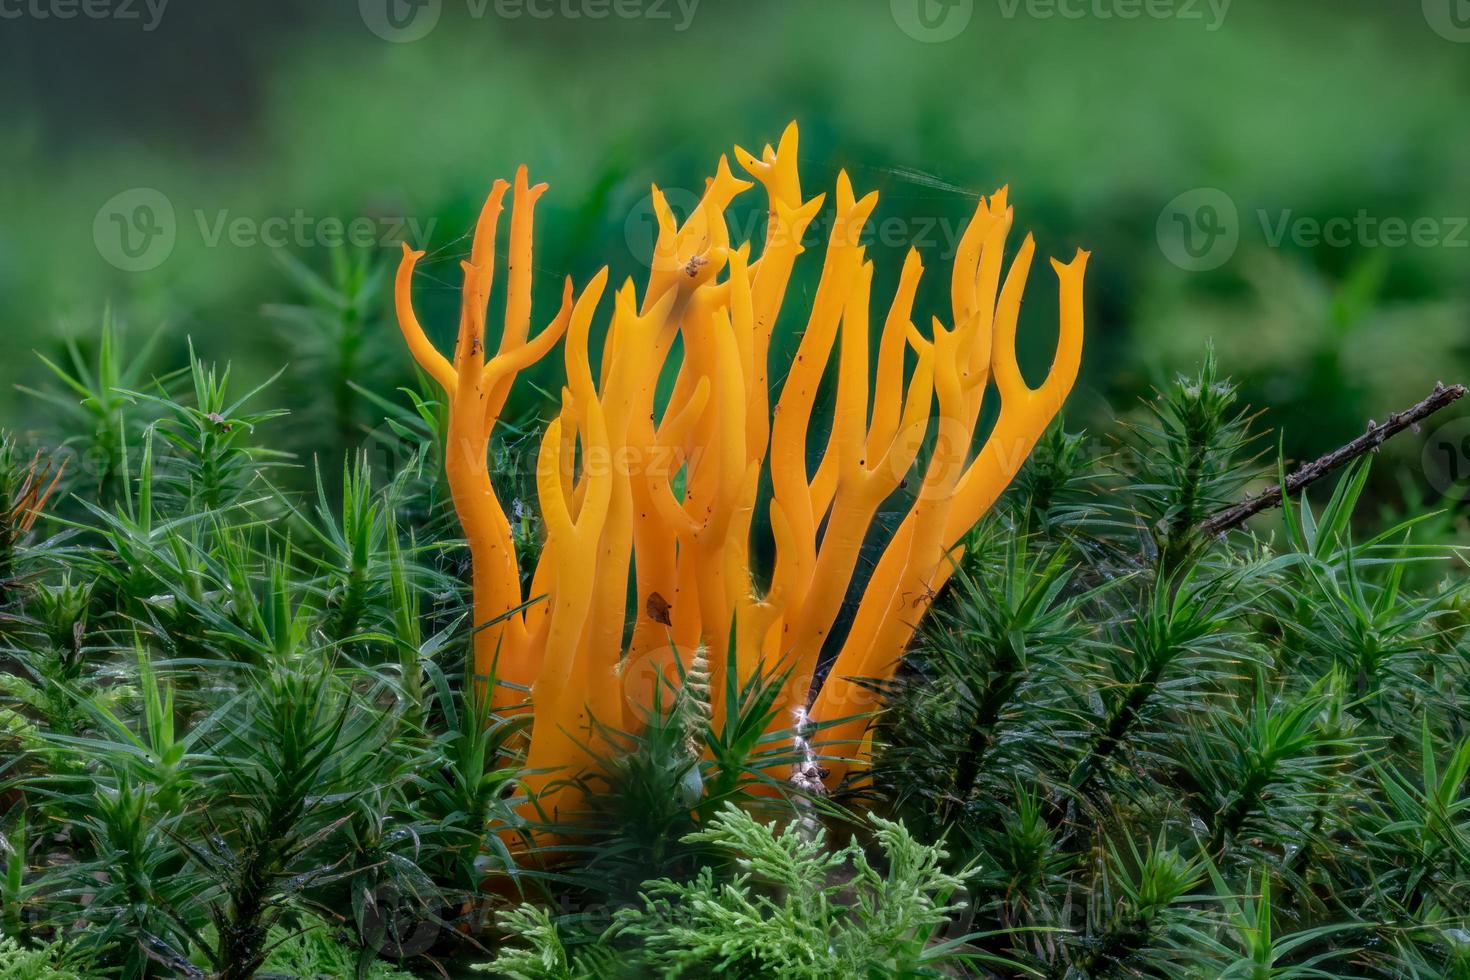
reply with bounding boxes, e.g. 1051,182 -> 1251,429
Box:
1,0 -> 1467,508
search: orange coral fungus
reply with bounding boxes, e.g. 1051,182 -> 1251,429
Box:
394,124 -> 1087,806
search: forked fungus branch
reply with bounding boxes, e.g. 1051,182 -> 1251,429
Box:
393,124 -> 1088,812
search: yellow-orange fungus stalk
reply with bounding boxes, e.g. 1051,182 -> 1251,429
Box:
393,125 -> 1088,816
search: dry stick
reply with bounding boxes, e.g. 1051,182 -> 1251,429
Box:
1055,383 -> 1467,840
1196,381 -> 1468,539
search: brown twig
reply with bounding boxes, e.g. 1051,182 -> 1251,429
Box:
1196,381 -> 1468,539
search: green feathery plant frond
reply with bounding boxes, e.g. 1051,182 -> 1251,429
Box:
486,803 -> 1013,979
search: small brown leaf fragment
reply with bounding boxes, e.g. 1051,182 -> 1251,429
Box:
646,592 -> 673,626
